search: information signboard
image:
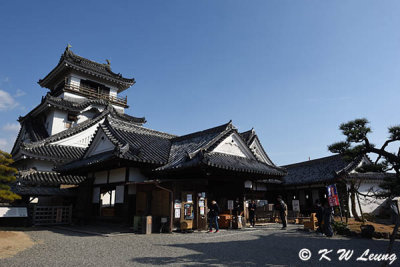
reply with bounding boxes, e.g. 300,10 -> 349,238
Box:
292,200 -> 300,212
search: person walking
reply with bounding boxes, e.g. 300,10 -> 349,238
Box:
323,201 -> 333,237
276,196 -> 287,229
248,200 -> 257,228
315,199 -> 324,235
208,200 -> 220,233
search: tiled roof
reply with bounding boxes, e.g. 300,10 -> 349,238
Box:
19,144 -> 85,162
57,117 -> 175,171
39,47 -> 135,91
282,155 -> 368,185
347,172 -> 397,181
156,122 -> 286,177
11,184 -> 78,196
240,129 -> 256,144
58,119 -> 285,178
18,94 -> 146,125
240,129 -> 277,167
157,121 -> 234,171
204,152 -> 287,176
18,170 -> 86,186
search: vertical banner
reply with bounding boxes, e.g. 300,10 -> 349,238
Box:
327,184 -> 340,207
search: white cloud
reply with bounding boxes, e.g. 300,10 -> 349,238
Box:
14,89 -> 26,97
2,122 -> 20,133
0,90 -> 18,111
0,136 -> 17,153
0,138 -> 11,153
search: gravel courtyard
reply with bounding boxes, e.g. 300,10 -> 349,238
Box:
1,224 -> 398,267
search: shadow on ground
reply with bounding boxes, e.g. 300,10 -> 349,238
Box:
0,221 -> 133,237
131,230 -> 399,266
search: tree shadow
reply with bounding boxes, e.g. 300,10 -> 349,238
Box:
0,221 -> 133,237
131,230 -> 400,266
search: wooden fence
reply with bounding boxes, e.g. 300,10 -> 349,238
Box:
32,206 -> 72,225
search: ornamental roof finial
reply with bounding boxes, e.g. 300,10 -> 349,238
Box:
106,59 -> 111,65
66,43 -> 72,51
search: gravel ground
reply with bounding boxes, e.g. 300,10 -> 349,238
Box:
0,224 -> 398,267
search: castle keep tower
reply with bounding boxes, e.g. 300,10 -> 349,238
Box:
11,47 -> 145,205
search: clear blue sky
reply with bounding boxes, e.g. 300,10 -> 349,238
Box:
0,0 -> 399,165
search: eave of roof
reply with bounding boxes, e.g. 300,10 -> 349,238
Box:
17,170 -> 86,186
38,47 -> 135,91
18,144 -> 85,163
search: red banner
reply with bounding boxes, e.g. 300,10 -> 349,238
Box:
327,184 -> 340,207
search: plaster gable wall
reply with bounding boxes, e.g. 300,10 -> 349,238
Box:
213,133 -> 253,158
51,119 -> 104,148
249,139 -> 273,165
86,128 -> 115,157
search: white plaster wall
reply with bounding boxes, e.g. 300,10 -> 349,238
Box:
110,88 -> 117,97
77,110 -> 97,124
50,110 -> 68,135
69,75 -> 81,87
129,168 -> 146,182
45,110 -> 55,136
213,134 -> 249,158
112,105 -> 125,113
348,181 -> 386,216
61,92 -> 87,101
94,171 -> 108,184
109,168 -> 126,183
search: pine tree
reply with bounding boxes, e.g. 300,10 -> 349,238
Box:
0,150 -> 21,202
328,118 -> 400,266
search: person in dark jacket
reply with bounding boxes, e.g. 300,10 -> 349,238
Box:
208,200 -> 220,233
248,200 -> 257,227
276,196 -> 287,229
323,201 -> 333,237
315,199 -> 324,235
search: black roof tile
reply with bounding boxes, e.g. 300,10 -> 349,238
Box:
17,170 -> 86,186
282,154 -> 369,185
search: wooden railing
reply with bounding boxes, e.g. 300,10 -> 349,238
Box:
64,83 -> 128,106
